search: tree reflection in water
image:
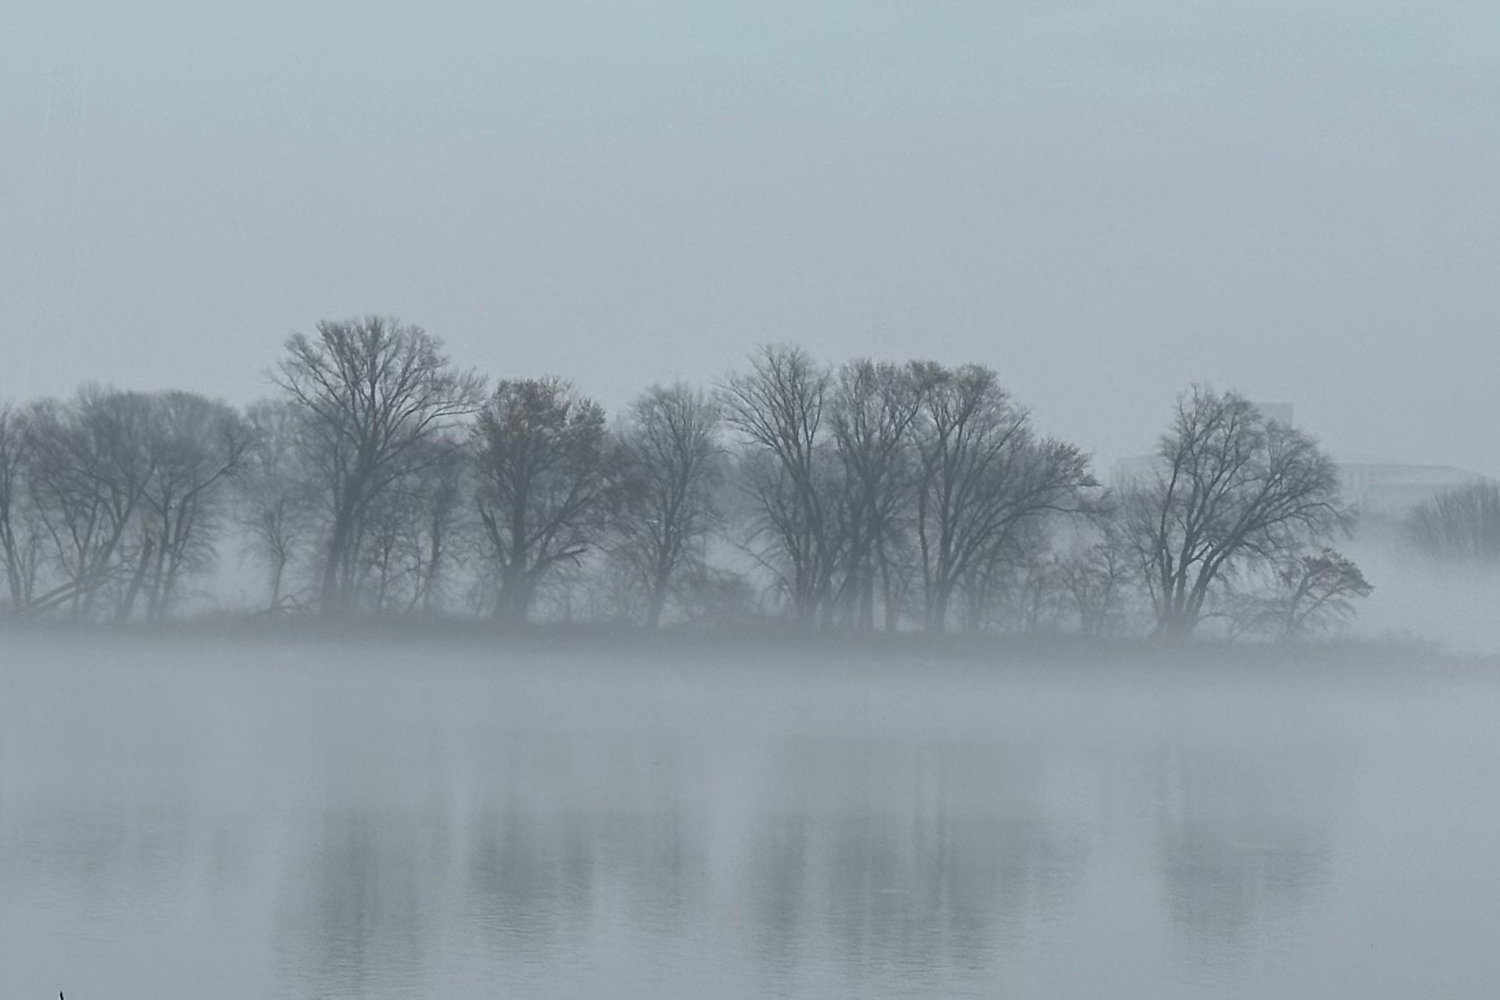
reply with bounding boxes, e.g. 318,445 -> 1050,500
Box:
745,736 -> 1089,995
1152,729 -> 1344,966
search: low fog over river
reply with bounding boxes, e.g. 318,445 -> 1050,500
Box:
3,635 -> 1498,998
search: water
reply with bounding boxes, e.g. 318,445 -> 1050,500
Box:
2,635 -> 1498,998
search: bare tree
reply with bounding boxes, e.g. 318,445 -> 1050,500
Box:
720,346 -> 841,624
912,363 -> 1094,632
0,403 -> 42,612
614,383 -> 723,628
965,518 -> 1060,633
239,399 -> 316,612
407,437 -> 468,615
1122,386 -> 1352,638
1404,480 -> 1500,561
1057,513 -> 1133,637
828,360 -> 924,631
1275,549 -> 1373,638
21,388 -> 158,618
358,435 -> 468,616
3,390 -> 248,621
117,393 -> 251,622
275,316 -> 483,615
359,476 -> 423,616
472,378 -> 616,625
1230,548 -> 1373,639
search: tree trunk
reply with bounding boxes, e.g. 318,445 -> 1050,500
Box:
321,512 -> 353,616
267,552 -> 285,611
116,533 -> 154,624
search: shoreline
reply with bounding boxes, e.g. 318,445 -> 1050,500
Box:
0,614 -> 1475,678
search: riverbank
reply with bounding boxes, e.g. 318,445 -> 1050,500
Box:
0,612 -> 1473,680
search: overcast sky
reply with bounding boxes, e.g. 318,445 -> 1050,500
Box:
3,0 -> 1497,472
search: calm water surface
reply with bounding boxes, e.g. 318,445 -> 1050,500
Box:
2,637 -> 1498,998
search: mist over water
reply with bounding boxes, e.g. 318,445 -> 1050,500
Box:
3,636 -> 1497,998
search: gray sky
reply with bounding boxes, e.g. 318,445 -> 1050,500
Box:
3,0 -> 1497,472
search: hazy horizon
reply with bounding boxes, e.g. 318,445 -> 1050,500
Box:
4,1 -> 1499,475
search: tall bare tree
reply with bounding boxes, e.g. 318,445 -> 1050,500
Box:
912,363 -> 1094,632
275,316 -> 483,615
4,390 -> 247,621
406,436 -> 468,616
22,388 -> 158,618
1122,386 -> 1352,638
472,378 -> 616,625
828,360 -> 924,631
614,383 -> 723,628
126,392 -> 250,622
720,346 -> 841,624
238,399 -> 317,612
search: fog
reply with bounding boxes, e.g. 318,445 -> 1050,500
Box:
5,1 -> 1500,995
1344,542 -> 1500,652
3,634 -> 1498,998
4,1 -> 1499,474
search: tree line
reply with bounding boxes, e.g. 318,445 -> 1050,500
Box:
0,316 -> 1373,638
1403,479 -> 1500,562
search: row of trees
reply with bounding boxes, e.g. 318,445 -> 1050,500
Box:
0,316 -> 1372,638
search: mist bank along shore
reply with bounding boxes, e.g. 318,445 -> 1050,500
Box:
0,614 -> 1475,682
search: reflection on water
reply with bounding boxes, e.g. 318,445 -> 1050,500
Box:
2,641 -> 1498,998
277,804 -> 435,998
1153,735 -> 1339,964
